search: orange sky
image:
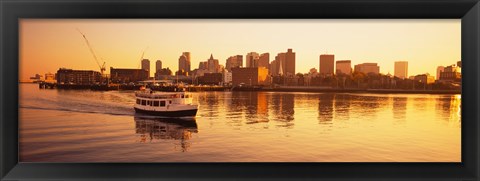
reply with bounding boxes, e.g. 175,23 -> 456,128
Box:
20,19 -> 460,81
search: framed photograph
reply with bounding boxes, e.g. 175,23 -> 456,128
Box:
1,0 -> 479,180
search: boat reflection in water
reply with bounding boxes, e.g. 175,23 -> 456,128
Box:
134,114 -> 198,152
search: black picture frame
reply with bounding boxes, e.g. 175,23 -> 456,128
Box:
1,0 -> 479,180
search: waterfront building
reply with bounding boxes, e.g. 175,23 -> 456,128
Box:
319,54 -> 335,76
336,60 -> 351,75
110,67 -> 149,83
198,73 -> 223,85
226,55 -> 243,71
354,63 -> 380,75
258,53 -> 270,68
414,73 -> 435,84
231,67 -> 269,86
246,52 -> 260,68
56,68 -> 101,85
178,52 -> 191,73
439,64 -> 461,82
224,71 -> 233,84
141,59 -> 150,76
394,61 -> 408,79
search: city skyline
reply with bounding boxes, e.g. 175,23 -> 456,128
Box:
20,19 -> 460,81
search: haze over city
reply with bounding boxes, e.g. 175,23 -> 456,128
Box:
20,19 -> 460,81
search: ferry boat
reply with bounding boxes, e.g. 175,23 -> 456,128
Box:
134,88 -> 198,118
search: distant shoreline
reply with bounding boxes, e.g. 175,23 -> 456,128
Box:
262,87 -> 461,94
21,82 -> 461,94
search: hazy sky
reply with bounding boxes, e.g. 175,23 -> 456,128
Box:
20,19 -> 460,81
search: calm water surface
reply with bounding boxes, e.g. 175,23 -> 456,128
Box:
19,83 -> 461,162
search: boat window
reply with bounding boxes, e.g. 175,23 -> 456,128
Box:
141,100 -> 146,105
153,101 -> 159,107
160,101 -> 166,107
136,99 -> 140,104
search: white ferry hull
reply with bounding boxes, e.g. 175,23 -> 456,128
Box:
134,107 -> 198,118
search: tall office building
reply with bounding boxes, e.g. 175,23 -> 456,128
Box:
199,61 -> 208,70
178,52 -> 191,73
436,66 -> 445,80
354,63 -> 380,75
319,54 -> 335,75
226,55 -> 243,71
336,60 -> 351,75
285,49 -> 295,76
208,54 -> 220,73
269,59 -> 278,76
156,60 -> 162,72
246,52 -> 260,68
258,53 -> 270,68
141,59 -> 150,77
394,61 -> 408,79
271,53 -> 285,76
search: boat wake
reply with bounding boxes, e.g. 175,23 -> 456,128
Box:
19,105 -> 135,117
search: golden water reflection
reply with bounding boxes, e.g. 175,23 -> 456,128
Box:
134,116 -> 198,152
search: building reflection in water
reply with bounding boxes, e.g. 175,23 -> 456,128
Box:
350,95 -> 386,119
392,97 -> 407,121
333,94 -> 351,121
318,94 -> 334,123
435,95 -> 461,125
197,92 -> 221,119
271,93 -> 295,128
134,115 -> 198,152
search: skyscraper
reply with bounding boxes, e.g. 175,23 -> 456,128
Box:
436,66 -> 445,80
178,52 -> 191,73
258,53 -> 270,68
336,60 -> 351,75
156,60 -> 162,72
269,59 -> 278,76
285,49 -> 295,76
354,63 -> 380,75
271,53 -> 285,76
141,59 -> 150,77
246,52 -> 260,68
208,54 -> 220,73
226,55 -> 243,71
319,54 -> 334,75
394,61 -> 408,79
199,61 -> 208,70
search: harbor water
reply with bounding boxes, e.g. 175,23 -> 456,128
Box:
19,83 -> 461,162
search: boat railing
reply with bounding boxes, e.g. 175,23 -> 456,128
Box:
135,91 -> 189,99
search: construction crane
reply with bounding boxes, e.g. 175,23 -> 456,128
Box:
77,28 -> 106,76
138,46 -> 149,69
